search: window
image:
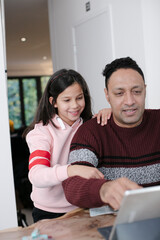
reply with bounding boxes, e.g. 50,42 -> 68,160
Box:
7,76 -> 50,129
8,79 -> 21,129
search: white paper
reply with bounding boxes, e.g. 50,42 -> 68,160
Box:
89,205 -> 118,217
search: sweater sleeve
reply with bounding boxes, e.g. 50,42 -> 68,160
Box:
26,124 -> 69,187
29,164 -> 69,188
63,176 -> 106,208
63,119 -> 106,208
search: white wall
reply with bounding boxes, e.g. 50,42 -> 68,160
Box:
0,0 -> 17,230
48,0 -> 160,110
141,0 -> 160,108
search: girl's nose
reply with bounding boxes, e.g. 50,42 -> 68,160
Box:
71,100 -> 78,108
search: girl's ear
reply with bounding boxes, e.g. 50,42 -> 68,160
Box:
49,96 -> 57,108
49,97 -> 54,105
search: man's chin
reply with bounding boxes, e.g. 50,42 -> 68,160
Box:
122,117 -> 142,127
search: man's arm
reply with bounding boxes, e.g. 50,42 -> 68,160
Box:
63,176 -> 142,209
63,176 -> 106,208
63,118 -> 142,209
99,178 -> 142,210
63,118 -> 106,208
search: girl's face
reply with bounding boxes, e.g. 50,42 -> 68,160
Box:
52,82 -> 85,126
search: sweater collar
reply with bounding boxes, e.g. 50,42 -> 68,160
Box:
54,114 -> 83,130
110,110 -> 147,133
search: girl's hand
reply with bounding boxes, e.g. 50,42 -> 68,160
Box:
93,108 -> 112,126
67,165 -> 104,179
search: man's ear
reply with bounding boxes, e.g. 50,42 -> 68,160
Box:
104,88 -> 110,104
144,84 -> 147,98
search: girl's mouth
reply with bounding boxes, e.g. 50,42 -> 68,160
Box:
69,110 -> 80,116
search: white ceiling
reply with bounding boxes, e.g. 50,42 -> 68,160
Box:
4,0 -> 53,77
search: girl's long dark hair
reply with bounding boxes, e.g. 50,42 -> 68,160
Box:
23,69 -> 92,137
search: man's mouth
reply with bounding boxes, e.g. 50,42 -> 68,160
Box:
123,108 -> 137,116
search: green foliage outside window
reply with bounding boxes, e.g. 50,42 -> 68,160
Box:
8,79 -> 21,129
7,76 -> 50,130
41,76 -> 50,92
23,79 -> 38,126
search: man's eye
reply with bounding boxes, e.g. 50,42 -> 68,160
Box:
134,91 -> 141,94
115,92 -> 123,96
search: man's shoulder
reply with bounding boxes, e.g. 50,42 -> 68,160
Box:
82,117 -> 97,126
73,118 -> 102,138
145,109 -> 160,116
80,117 -> 104,131
144,109 -> 160,125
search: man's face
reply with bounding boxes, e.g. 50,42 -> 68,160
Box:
104,68 -> 146,128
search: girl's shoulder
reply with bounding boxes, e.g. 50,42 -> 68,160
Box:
29,115 -> 58,134
26,122 -> 54,151
26,122 -> 52,141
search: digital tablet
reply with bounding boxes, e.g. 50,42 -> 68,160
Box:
109,185 -> 160,240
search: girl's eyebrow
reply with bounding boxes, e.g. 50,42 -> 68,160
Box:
61,93 -> 84,99
60,96 -> 71,99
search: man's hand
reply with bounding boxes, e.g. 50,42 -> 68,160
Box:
100,177 -> 142,210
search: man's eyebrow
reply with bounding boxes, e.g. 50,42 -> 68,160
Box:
113,85 -> 143,91
132,85 -> 143,89
113,87 -> 124,91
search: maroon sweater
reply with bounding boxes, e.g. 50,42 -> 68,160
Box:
63,110 -> 160,208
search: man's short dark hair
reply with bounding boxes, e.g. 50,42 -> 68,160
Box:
102,57 -> 145,89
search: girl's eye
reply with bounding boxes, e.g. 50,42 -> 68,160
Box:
77,96 -> 83,100
64,99 -> 70,102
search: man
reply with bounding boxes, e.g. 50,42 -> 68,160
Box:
63,57 -> 160,210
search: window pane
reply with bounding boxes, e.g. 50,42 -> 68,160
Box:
7,79 -> 21,129
23,78 -> 38,126
41,76 -> 50,93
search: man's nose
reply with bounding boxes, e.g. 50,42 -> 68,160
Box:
124,92 -> 135,105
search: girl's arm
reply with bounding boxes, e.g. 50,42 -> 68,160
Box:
93,108 -> 112,126
27,125 -> 103,188
29,164 -> 69,188
27,126 -> 69,188
67,165 -> 104,179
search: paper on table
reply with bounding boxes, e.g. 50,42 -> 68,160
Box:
89,205 -> 118,217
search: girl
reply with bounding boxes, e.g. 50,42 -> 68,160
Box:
24,69 -> 111,222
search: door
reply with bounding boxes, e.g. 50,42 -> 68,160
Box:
73,9 -> 114,113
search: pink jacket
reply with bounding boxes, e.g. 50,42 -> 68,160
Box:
26,115 -> 83,213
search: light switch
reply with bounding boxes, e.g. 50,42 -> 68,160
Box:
85,2 -> 90,12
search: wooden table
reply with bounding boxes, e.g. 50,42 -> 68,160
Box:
0,208 -> 115,240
